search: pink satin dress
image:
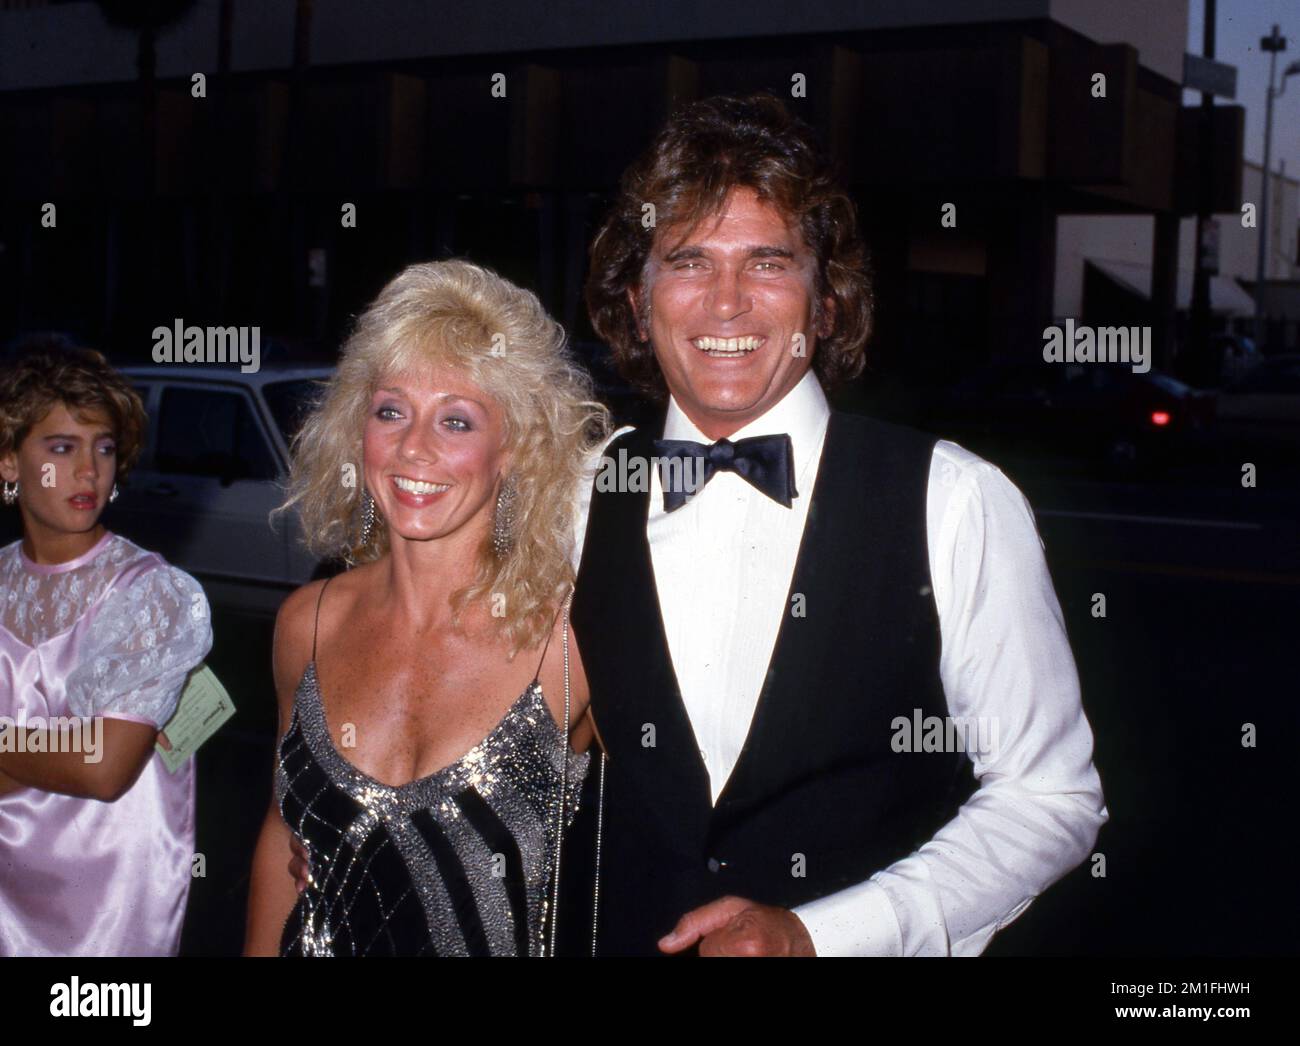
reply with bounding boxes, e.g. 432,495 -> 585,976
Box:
0,530 -> 212,956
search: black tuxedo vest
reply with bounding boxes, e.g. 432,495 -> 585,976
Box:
557,409 -> 977,956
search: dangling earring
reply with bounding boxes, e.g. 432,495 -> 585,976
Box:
359,488 -> 375,545
1,480 -> 17,507
109,482 -> 120,504
492,475 -> 518,557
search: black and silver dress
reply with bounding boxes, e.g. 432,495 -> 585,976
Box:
274,580 -> 589,956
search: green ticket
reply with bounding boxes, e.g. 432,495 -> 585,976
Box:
155,663 -> 236,773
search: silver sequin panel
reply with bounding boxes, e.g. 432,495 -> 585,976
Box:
274,661 -> 590,956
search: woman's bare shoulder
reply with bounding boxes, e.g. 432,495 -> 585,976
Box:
276,563 -> 380,636
533,601 -> 591,732
275,578 -> 328,651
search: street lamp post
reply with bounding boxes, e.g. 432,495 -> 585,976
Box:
1255,26 -> 1300,350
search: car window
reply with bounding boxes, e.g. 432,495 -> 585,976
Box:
156,387 -> 278,481
263,379 -> 324,444
128,384 -> 155,465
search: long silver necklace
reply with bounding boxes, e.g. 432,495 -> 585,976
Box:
540,596 -> 604,957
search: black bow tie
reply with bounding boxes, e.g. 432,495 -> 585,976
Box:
652,433 -> 797,512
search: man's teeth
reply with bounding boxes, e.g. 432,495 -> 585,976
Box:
693,336 -> 763,356
393,477 -> 451,495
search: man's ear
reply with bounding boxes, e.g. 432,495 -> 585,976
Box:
817,295 -> 836,340
627,286 -> 648,342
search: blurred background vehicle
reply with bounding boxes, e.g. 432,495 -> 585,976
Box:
108,364 -> 336,611
1211,332 -> 1261,385
916,362 -> 1218,476
1213,353 -> 1300,461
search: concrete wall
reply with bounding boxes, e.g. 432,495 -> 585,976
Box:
1050,0 -> 1188,84
1241,160 -> 1300,281
1054,162 -> 1298,318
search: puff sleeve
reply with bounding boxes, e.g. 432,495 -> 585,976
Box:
65,564 -> 213,728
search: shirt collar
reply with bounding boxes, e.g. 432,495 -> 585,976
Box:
661,368 -> 830,475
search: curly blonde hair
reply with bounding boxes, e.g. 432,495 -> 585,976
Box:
274,260 -> 610,656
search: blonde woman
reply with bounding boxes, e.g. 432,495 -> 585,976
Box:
243,260 -> 611,956
0,345 -> 212,956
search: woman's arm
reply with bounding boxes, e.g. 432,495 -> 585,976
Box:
0,718 -> 160,801
244,580 -> 322,956
11,564 -> 214,803
537,604 -> 595,752
244,797 -> 303,956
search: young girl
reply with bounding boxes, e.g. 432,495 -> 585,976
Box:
0,345 -> 212,956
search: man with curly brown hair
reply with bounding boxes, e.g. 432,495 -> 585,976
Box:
565,93 -> 1108,956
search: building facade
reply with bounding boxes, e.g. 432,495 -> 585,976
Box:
0,0 -> 1245,384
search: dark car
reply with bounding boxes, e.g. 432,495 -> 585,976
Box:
1214,354 -> 1300,462
923,362 -> 1216,474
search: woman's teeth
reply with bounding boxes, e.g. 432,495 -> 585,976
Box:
393,477 -> 451,495
693,335 -> 763,358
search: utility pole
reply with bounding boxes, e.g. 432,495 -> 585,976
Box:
1187,0 -> 1217,386
1256,25 -> 1289,352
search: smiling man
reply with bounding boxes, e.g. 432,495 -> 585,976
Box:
563,93 -> 1108,957
628,185 -> 828,435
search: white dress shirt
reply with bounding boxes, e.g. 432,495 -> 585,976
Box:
573,369 -> 1108,956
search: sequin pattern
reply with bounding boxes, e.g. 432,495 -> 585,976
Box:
275,661 -> 590,956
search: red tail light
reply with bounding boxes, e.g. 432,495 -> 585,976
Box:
1150,410 -> 1171,426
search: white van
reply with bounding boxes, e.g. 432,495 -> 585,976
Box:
114,365 -> 337,612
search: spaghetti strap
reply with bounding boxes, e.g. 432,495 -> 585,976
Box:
312,575 -> 334,662
531,594 -> 571,685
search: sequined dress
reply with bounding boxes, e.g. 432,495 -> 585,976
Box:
274,580 -> 590,956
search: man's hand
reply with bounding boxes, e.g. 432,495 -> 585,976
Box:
288,835 -> 310,894
658,896 -> 816,956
